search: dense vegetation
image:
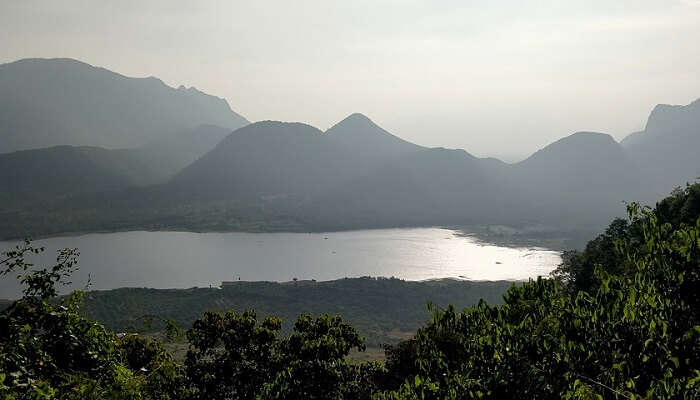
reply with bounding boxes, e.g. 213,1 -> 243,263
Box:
1,184 -> 698,399
81,279 -> 512,347
553,183 -> 700,293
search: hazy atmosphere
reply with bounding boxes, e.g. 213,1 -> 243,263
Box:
3,0 -> 699,160
1,2 -> 699,398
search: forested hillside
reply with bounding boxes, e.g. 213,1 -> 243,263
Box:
1,184 -> 698,399
81,278 -> 512,348
0,146 -> 133,210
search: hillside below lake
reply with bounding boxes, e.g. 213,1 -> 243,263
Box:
0,227 -> 561,298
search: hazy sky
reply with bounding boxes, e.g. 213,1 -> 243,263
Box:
2,1 -> 699,161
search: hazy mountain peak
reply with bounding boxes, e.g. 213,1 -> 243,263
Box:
206,120 -> 326,156
519,131 -> 622,167
569,130 -> 615,139
245,120 -> 324,135
430,147 -> 472,156
644,98 -> 700,136
326,113 -> 423,157
6,57 -> 90,68
0,57 -> 248,152
622,98 -> 700,195
327,113 -> 380,132
551,131 -> 617,147
340,112 -> 374,124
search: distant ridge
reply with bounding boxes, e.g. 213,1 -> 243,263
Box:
644,99 -> 700,136
326,113 -> 424,157
172,115 -> 427,202
0,58 -> 248,152
519,132 -> 619,163
0,146 -> 132,209
513,132 -> 642,227
0,58 -> 698,239
172,121 -> 350,199
621,98 -> 700,196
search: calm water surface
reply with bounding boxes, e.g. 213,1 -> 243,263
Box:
0,228 -> 561,298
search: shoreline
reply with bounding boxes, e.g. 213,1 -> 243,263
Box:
1,223 -> 589,250
1,276 -> 525,302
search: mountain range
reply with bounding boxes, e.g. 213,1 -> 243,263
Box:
0,58 -> 247,152
0,58 -> 697,241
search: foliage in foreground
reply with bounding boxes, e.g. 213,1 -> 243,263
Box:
0,184 -> 699,399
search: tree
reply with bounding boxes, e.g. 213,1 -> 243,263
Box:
260,314 -> 369,400
0,240 -> 185,399
185,309 -> 282,400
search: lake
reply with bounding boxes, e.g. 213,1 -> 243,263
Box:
0,228 -> 561,298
